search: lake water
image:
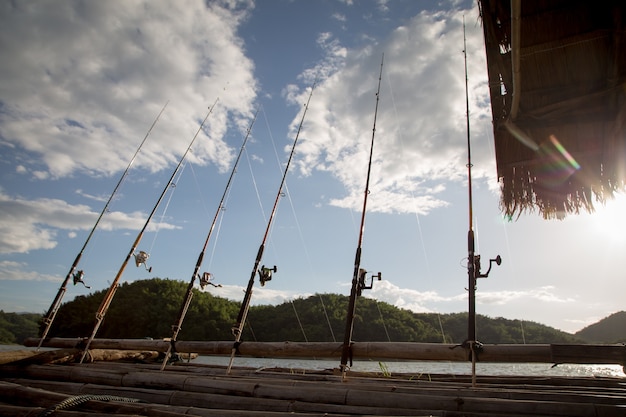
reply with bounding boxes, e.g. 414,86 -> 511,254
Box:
195,355 -> 626,378
3,345 -> 624,378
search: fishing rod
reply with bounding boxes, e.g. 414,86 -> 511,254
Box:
79,99 -> 219,363
226,82 -> 317,374
160,108 -> 259,370
339,54 -> 384,376
37,102 -> 168,350
462,18 -> 501,386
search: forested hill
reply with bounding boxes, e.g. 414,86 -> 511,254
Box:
2,278 -> 587,345
575,311 -> 626,343
0,311 -> 40,344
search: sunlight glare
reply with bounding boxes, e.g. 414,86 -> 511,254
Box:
587,193 -> 626,243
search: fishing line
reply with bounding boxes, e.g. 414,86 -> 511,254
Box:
186,158 -> 227,271
147,160 -> 188,254
262,100 -> 337,343
259,103 -> 306,265
375,301 -> 391,342
205,187 -> 230,270
384,66 -> 449,344
259,104 -> 283,257
291,299 -> 309,342
245,145 -> 268,222
79,98 -> 219,363
205,114 -> 260,271
318,294 -> 336,342
160,108 -> 258,370
227,80 -> 317,374
246,319 -> 258,342
37,100 -> 169,349
187,159 -> 212,220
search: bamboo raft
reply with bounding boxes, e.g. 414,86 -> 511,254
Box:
0,340 -> 624,416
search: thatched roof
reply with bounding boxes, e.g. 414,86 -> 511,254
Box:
478,0 -> 626,219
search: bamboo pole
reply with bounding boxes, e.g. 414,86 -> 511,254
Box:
24,338 -> 626,367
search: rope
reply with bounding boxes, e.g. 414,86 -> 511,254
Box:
38,394 -> 142,417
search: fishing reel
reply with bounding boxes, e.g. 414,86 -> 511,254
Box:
474,254 -> 502,278
199,272 -> 222,289
357,268 -> 381,296
72,270 -> 91,289
258,265 -> 277,287
134,250 -> 152,272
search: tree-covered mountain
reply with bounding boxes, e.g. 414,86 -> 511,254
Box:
2,278 -> 585,344
575,311 -> 626,343
0,311 -> 41,344
48,278 -> 240,341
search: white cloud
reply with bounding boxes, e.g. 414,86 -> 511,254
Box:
352,280 -> 577,320
0,260 -> 60,282
0,0 -> 257,255
332,13 -> 347,23
364,280 -> 441,313
76,189 -> 109,203
0,190 -> 177,254
0,0 -> 257,179
477,286 -> 576,305
287,6 -> 493,216
377,0 -> 390,13
204,283 -> 310,307
210,279 -> 577,326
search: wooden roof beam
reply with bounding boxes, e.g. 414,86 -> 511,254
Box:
509,0 -> 521,120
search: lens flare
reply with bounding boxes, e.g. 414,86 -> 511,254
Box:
535,135 -> 581,187
549,135 -> 581,170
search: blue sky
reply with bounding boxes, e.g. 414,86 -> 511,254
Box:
1,0 -> 625,336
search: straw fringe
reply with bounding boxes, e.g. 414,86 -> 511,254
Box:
479,0 -> 626,219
